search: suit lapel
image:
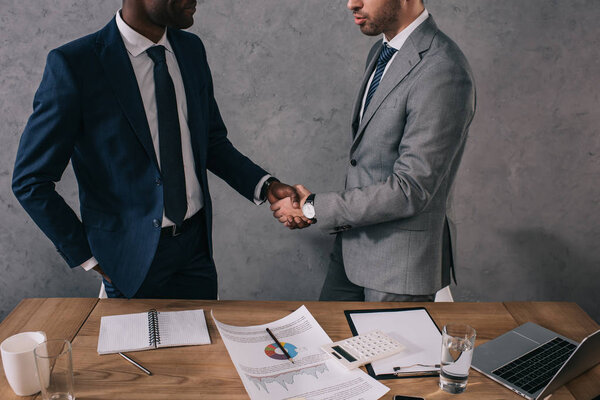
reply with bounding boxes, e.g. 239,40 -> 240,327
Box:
95,18 -> 159,170
351,44 -> 382,137
168,29 -> 200,136
351,16 -> 439,154
167,29 -> 206,168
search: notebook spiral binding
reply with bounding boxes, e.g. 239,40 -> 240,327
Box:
147,309 -> 161,348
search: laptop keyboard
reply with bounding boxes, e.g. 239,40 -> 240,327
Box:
492,337 -> 577,394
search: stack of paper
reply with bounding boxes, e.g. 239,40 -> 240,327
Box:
212,306 -> 389,400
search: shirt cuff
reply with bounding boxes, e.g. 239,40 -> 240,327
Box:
254,174 -> 272,205
80,257 -> 98,272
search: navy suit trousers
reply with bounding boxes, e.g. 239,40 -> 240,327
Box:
104,211 -> 217,299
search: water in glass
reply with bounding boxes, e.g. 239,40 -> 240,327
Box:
49,393 -> 74,400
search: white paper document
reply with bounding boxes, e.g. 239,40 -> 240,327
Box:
212,305 -> 389,400
347,308 -> 442,376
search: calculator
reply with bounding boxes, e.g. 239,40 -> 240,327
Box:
321,330 -> 405,369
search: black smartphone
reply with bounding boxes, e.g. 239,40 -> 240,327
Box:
393,396 -> 425,400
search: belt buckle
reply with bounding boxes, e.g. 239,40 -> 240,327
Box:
171,224 -> 182,237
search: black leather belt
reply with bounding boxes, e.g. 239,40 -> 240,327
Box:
160,210 -> 203,238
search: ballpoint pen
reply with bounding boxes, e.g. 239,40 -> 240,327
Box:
266,327 -> 295,364
393,363 -> 440,376
119,352 -> 153,375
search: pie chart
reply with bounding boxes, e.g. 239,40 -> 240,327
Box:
264,342 -> 298,360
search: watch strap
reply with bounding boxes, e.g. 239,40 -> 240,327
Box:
260,177 -> 280,200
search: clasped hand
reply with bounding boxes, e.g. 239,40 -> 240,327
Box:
267,182 -> 313,230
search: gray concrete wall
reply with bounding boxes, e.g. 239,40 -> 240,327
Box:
1,0 -> 599,322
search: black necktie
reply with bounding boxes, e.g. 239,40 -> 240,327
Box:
363,43 -> 398,114
146,45 -> 187,226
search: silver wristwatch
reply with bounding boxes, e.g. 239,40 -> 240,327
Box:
302,194 -> 316,220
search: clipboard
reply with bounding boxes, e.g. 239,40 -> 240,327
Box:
344,307 -> 442,380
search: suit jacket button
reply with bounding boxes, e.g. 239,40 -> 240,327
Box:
153,219 -> 161,228
350,159 -> 357,166
155,178 -> 162,186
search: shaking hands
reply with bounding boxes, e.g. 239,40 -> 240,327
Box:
266,182 -> 314,230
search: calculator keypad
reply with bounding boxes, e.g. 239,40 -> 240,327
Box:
321,330 -> 404,369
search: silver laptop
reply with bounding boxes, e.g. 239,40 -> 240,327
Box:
471,322 -> 600,399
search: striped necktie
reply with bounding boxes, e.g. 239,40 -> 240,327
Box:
363,43 -> 398,114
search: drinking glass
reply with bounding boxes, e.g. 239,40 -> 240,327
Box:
34,339 -> 74,400
439,324 -> 476,394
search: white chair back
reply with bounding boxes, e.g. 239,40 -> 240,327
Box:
98,282 -> 107,299
434,286 -> 454,302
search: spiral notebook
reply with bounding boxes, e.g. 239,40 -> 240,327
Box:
97,309 -> 211,355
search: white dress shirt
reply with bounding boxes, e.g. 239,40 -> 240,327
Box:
116,9 -> 204,227
359,9 -> 429,122
82,11 -> 268,271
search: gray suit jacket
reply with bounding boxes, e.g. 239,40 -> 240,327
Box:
316,16 -> 476,295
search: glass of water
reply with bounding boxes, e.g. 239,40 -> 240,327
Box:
440,324 -> 476,394
34,339 -> 75,400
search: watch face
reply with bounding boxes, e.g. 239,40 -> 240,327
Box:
302,203 -> 315,219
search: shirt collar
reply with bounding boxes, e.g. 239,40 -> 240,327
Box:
384,9 -> 429,50
115,9 -> 173,57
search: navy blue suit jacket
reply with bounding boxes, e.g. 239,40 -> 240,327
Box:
12,18 -> 267,297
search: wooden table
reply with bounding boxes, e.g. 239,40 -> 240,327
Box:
0,299 -> 598,400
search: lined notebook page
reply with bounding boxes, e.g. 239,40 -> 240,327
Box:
97,312 -> 152,354
157,309 -> 211,348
